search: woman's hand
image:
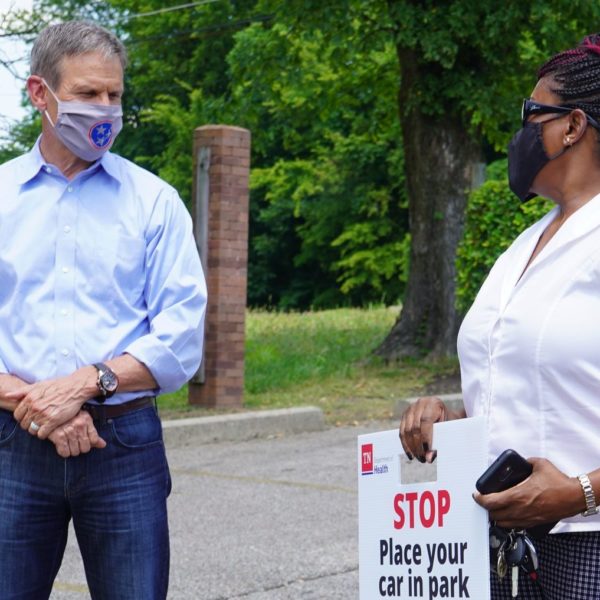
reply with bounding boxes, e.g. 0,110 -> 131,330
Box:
399,396 -> 466,463
473,457 -> 584,528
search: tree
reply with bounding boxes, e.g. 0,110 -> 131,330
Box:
257,0 -> 600,358
227,20 -> 409,307
93,0 -> 411,309
5,0 -> 600,348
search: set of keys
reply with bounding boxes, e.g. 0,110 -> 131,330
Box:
490,526 -> 539,598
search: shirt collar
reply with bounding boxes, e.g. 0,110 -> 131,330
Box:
14,137 -> 46,185
15,136 -> 122,185
98,150 -> 122,184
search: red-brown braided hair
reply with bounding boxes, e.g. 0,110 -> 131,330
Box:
537,34 -> 600,121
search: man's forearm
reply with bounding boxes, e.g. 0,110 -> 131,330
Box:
103,353 -> 157,393
64,354 -> 157,400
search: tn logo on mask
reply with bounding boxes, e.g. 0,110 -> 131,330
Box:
88,121 -> 113,149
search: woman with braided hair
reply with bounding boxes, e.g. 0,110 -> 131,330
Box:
399,34 -> 600,599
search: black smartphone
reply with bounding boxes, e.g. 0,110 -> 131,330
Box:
476,449 -> 533,494
476,449 -> 556,539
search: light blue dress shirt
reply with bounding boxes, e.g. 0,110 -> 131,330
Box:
0,140 -> 207,404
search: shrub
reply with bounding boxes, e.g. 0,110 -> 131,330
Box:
455,161 -> 553,314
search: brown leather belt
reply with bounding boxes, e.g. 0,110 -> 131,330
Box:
81,396 -> 156,422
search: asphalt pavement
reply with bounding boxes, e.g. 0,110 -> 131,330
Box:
50,416 -> 403,599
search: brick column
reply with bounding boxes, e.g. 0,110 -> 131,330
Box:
189,125 -> 251,408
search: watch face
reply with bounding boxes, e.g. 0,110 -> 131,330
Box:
100,371 -> 119,393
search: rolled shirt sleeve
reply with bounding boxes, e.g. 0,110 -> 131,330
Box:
124,188 -> 207,394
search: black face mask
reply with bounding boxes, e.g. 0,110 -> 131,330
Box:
508,117 -> 569,202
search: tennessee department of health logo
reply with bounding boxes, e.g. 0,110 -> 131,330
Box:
361,443 -> 373,475
88,121 -> 113,149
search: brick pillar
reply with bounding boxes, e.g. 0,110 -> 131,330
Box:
189,125 -> 251,408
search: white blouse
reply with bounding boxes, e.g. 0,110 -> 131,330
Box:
458,193 -> 600,533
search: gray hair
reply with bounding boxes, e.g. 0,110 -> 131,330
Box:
31,20 -> 127,88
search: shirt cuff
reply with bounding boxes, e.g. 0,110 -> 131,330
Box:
123,334 -> 191,395
0,356 -> 8,374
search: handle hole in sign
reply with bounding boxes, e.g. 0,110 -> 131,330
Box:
399,455 -> 438,485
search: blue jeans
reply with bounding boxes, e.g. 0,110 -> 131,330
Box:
0,406 -> 171,599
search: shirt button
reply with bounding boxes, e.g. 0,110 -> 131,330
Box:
60,309 -> 68,316
44,166 -> 51,173
61,349 -> 70,357
67,186 -> 73,193
63,225 -> 71,233
62,267 -> 70,274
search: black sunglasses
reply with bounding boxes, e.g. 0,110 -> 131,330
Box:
522,98 -> 600,130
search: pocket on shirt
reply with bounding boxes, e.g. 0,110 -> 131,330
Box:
114,235 -> 147,300
82,234 -> 146,305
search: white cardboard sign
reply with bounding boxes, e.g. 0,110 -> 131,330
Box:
358,417 -> 490,600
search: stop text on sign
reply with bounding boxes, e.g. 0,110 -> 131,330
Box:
393,489 -> 451,529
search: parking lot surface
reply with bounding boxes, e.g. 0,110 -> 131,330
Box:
51,420 -> 400,599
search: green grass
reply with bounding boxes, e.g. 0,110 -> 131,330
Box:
244,307 -> 395,394
158,306 -> 459,425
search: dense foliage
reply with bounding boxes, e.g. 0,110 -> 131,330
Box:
455,160 -> 553,314
0,0 -> 409,310
228,23 -> 408,307
249,0 -> 600,358
2,1 -> 600,323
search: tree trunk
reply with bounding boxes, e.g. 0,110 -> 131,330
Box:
375,48 -> 483,360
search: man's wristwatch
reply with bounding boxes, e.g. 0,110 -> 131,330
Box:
577,473 -> 599,517
93,363 -> 119,402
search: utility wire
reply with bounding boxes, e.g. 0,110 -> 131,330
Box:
0,2 -> 270,49
124,0 -> 222,20
0,0 -> 224,36
126,13 -> 273,44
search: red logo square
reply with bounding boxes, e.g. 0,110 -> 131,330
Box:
361,443 -> 373,475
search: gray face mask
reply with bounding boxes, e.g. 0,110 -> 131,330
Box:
43,79 -> 123,162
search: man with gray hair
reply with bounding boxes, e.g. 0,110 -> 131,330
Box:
0,20 -> 207,599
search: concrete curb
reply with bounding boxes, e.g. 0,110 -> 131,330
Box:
393,393 -> 464,419
162,406 -> 326,448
